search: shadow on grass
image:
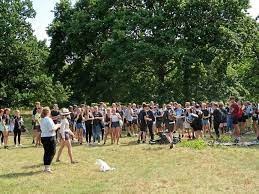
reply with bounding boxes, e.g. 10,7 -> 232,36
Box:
22,164 -> 43,169
119,140 -> 139,147
0,171 -> 42,178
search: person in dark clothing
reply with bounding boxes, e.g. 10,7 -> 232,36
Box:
13,110 -> 24,147
137,104 -> 149,143
84,106 -> 94,145
213,103 -> 222,139
146,106 -> 155,143
188,106 -> 203,139
163,104 -> 176,148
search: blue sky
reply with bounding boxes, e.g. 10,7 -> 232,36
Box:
30,0 -> 259,42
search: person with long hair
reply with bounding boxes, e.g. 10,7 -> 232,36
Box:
40,107 -> 60,173
3,108 -> 12,149
111,108 -> 122,145
56,108 -> 77,164
84,106 -> 94,145
103,108 -> 112,144
13,110 -> 24,147
92,106 -> 103,144
201,103 -> 211,138
75,108 -> 84,145
32,102 -> 41,144
229,97 -> 241,143
34,107 -> 42,147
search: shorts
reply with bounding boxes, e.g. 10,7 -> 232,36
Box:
140,125 -> 147,132
238,116 -> 246,123
165,122 -> 175,132
111,121 -> 120,128
202,119 -> 209,126
132,119 -> 138,125
64,132 -> 70,140
175,119 -> 184,129
232,116 -> 238,125
76,123 -> 83,129
33,125 -> 41,132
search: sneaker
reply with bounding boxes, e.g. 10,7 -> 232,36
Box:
56,159 -> 61,162
19,144 -> 23,147
43,169 -> 53,173
15,144 -> 18,148
142,141 -> 146,144
170,143 -> 174,149
137,140 -> 140,144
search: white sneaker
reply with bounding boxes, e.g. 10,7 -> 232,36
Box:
15,144 -> 18,148
19,144 -> 23,147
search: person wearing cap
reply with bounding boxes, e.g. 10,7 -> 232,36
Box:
56,108 -> 77,164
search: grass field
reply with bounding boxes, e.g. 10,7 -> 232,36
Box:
0,114 -> 258,194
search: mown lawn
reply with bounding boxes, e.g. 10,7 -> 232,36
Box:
0,114 -> 258,194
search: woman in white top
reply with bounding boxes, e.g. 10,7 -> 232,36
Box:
56,108 -> 76,164
111,108 -> 122,145
40,107 -> 60,173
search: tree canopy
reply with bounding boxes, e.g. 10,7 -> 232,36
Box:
0,0 -> 69,107
1,0 -> 258,107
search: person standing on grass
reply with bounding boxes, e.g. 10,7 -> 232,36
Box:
174,103 -> 185,140
40,107 -> 60,173
92,106 -> 103,144
201,103 -> 211,138
219,102 -> 227,134
0,109 -> 4,146
34,107 -> 42,147
252,103 -> 259,139
84,106 -> 94,145
2,108 -> 12,149
125,103 -> 134,137
132,103 -> 139,136
32,102 -> 41,144
212,103 -> 222,140
103,108 -> 112,145
56,108 -> 77,164
51,104 -> 60,142
229,96 -> 241,143
163,104 -> 176,148
75,108 -> 84,145
137,103 -> 149,144
146,105 -> 155,144
111,108 -> 122,145
13,110 -> 24,147
154,105 -> 164,134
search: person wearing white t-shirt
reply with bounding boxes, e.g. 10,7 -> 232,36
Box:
40,107 -> 60,173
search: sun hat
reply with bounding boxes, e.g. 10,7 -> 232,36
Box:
60,108 -> 71,116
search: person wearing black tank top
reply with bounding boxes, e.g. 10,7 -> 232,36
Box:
103,108 -> 113,145
75,108 -> 84,145
84,106 -> 93,145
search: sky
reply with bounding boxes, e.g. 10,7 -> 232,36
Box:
30,0 -> 259,42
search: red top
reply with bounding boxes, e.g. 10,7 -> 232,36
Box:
230,102 -> 239,117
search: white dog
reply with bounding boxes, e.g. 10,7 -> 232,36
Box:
95,159 -> 115,172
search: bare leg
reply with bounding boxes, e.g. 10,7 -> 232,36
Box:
65,140 -> 74,163
56,140 -> 65,161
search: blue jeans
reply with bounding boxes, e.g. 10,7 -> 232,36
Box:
92,124 -> 101,143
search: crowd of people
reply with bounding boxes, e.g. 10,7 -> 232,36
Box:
0,96 -> 258,172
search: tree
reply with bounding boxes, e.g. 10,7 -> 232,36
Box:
47,0 -> 259,104
0,0 -> 70,107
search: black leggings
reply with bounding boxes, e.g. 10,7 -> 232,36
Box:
0,131 -> 3,144
214,122 -> 220,138
14,130 -> 21,145
85,123 -> 92,143
147,124 -> 154,141
41,136 -> 56,165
